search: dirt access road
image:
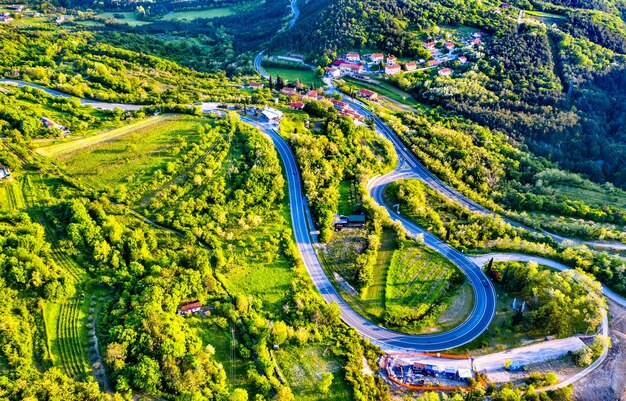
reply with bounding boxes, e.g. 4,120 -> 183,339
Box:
574,300 -> 626,401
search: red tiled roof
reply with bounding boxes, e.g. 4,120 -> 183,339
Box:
357,89 -> 376,96
289,102 -> 305,109
180,301 -> 202,312
428,60 -> 441,66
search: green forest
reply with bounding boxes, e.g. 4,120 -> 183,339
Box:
1,0 -> 626,399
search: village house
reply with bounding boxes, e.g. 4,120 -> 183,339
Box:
341,110 -> 365,122
280,86 -> 297,96
334,214 -> 366,230
445,41 -> 455,51
261,107 -> 284,123
325,67 -> 341,78
332,59 -> 346,67
428,60 -> 441,67
385,64 -> 401,75
340,62 -> 364,75
55,14 -> 70,23
459,56 -> 467,64
404,61 -> 417,72
422,42 -> 436,51
471,38 -> 482,46
0,13 -> 13,23
438,67 -> 452,76
304,89 -> 319,99
178,301 -> 202,316
365,53 -> 384,63
386,56 -> 397,65
289,101 -> 305,110
356,89 -> 378,101
331,99 -> 351,113
40,117 -> 70,136
0,164 -> 10,180
344,52 -> 361,62
248,82 -> 263,89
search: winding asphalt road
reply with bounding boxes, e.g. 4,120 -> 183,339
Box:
253,0 -> 300,80
3,77 -> 623,355
326,87 -> 626,251
242,116 -> 496,351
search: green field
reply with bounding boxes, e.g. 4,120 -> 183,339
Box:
383,241 -> 466,333
0,178 -> 26,212
190,320 -> 250,391
221,162 -> 295,313
161,8 -> 234,21
359,228 -> 398,319
337,180 -> 361,216
44,297 -> 90,379
551,184 -> 626,209
342,76 -> 423,108
274,345 -> 352,401
50,115 -> 209,192
264,66 -> 324,88
94,12 -> 151,26
36,115 -> 169,157
526,10 -> 566,19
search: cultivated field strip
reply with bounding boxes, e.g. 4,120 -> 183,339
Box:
56,298 -> 88,378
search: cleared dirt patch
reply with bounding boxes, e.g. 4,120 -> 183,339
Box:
574,300 -> 626,400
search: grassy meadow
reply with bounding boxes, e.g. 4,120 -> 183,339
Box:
264,66 -> 324,88
161,8 -> 234,21
275,345 -> 352,401
47,115 -> 210,192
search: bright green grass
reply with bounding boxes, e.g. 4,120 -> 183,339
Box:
526,10 -> 566,19
550,184 -> 626,209
14,97 -> 124,139
359,228 -> 398,318
337,180 -> 357,216
36,115 -> 169,157
95,12 -> 151,26
45,297 -> 90,378
0,178 -> 26,212
274,345 -> 352,401
54,115 -> 207,192
263,66 -> 324,88
216,130 -> 295,313
342,76 -> 423,108
189,320 -> 251,392
386,243 -> 459,307
161,8 -> 234,21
